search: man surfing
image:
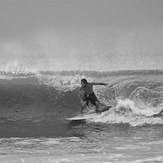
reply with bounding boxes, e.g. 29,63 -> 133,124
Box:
79,78 -> 108,113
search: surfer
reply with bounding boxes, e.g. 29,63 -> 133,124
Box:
80,78 -> 107,113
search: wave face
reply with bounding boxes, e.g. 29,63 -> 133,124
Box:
0,70 -> 163,129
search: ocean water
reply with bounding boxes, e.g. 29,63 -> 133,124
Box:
0,69 -> 163,163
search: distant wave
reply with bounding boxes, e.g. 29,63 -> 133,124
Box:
0,62 -> 37,76
0,70 -> 163,126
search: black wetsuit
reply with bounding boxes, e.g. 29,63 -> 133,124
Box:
80,83 -> 98,106
83,92 -> 98,106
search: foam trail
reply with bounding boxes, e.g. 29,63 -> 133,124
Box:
88,99 -> 163,126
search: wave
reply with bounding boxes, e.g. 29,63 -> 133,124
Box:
0,70 -> 163,127
88,99 -> 163,126
0,76 -> 80,123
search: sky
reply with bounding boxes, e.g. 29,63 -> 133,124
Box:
0,0 -> 163,71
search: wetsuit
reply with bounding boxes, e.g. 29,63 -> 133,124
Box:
80,83 -> 98,106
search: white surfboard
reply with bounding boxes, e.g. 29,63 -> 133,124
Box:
66,112 -> 98,120
66,106 -> 111,121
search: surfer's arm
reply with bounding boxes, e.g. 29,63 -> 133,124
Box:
91,82 -> 108,86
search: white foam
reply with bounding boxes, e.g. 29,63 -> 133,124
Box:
0,61 -> 37,75
139,140 -> 163,145
131,156 -> 163,163
37,73 -> 88,91
87,100 -> 163,126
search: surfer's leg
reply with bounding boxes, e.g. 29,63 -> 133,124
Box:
88,93 -> 100,113
81,101 -> 87,113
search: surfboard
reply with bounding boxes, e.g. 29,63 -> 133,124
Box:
66,106 -> 111,121
66,113 -> 96,120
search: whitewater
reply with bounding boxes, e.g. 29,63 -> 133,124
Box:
0,68 -> 162,162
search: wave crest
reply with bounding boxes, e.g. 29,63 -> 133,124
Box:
0,61 -> 37,75
0,71 -> 163,126
88,99 -> 163,126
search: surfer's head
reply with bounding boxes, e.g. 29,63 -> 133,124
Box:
81,78 -> 88,87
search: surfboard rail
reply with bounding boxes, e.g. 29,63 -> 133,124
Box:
66,106 -> 111,121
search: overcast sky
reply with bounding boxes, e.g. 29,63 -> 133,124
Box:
0,0 -> 163,71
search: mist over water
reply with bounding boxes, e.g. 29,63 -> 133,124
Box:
0,26 -> 163,71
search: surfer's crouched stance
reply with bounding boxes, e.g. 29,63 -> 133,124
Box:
80,78 -> 107,113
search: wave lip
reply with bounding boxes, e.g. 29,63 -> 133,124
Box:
87,99 -> 163,126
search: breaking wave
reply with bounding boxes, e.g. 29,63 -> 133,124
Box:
0,70 -> 163,127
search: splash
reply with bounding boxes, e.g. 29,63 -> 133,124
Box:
37,73 -> 89,91
0,61 -> 37,75
88,99 -> 163,126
